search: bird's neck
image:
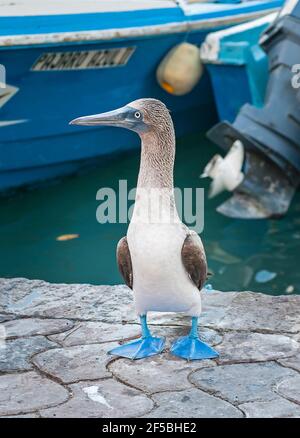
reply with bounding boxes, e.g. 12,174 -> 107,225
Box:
131,129 -> 180,224
137,130 -> 175,190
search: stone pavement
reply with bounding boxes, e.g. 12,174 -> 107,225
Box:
0,277 -> 299,418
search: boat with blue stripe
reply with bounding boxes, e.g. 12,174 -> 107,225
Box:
0,0 -> 284,192
200,11 -> 276,123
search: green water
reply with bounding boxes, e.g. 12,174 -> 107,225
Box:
0,132 -> 299,295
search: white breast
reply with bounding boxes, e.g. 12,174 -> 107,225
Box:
127,221 -> 202,317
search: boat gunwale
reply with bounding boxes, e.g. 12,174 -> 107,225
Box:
0,9 -> 280,50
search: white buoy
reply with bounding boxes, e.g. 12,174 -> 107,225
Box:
156,43 -> 203,96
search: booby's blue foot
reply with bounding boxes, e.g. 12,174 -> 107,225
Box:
108,336 -> 165,360
170,336 -> 219,360
170,317 -> 219,360
108,314 -> 165,360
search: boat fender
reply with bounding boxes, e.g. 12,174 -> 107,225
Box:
156,43 -> 203,96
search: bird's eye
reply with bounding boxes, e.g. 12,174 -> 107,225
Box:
134,111 -> 141,119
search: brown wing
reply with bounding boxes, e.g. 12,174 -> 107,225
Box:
116,236 -> 133,289
181,232 -> 207,290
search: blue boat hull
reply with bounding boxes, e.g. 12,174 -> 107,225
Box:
1,35 -> 219,191
0,1 -> 283,192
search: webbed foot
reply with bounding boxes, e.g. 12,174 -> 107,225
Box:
170,335 -> 219,360
170,316 -> 219,360
108,336 -> 165,360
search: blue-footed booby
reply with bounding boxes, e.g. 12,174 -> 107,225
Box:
70,99 -> 218,361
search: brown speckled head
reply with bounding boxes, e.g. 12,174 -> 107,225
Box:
128,98 -> 173,134
70,98 -> 174,137
70,98 -> 176,188
129,99 -> 176,189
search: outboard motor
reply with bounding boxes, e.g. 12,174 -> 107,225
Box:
207,0 -> 300,219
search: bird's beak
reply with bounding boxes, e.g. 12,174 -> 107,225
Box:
69,106 -> 131,128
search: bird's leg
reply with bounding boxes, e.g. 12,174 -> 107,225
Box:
140,314 -> 151,338
170,316 -> 219,360
108,314 -> 165,360
190,316 -> 199,338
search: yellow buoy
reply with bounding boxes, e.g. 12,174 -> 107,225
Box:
156,43 -> 203,96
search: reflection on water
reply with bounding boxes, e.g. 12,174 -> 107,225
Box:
0,132 -> 299,295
